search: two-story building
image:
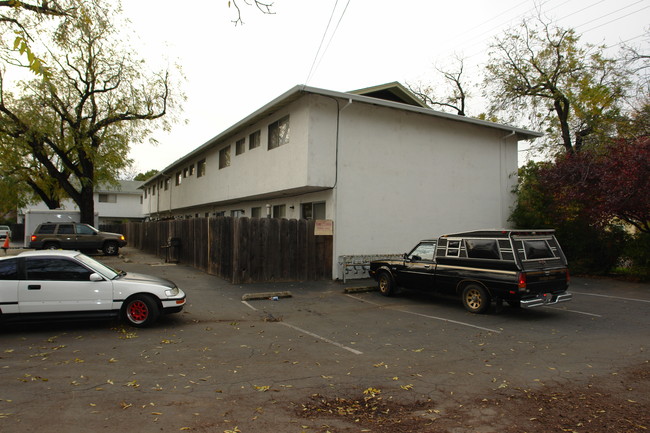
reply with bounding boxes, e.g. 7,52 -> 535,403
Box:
19,180 -> 145,225
141,82 -> 541,279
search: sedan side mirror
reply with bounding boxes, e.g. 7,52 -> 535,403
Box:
89,273 -> 104,281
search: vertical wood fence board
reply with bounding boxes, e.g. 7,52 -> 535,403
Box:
110,217 -> 332,283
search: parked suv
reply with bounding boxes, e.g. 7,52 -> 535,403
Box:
369,229 -> 571,313
29,222 -> 126,256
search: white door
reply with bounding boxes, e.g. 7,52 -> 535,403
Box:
18,257 -> 113,313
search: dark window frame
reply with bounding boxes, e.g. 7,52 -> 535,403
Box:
268,115 -> 290,150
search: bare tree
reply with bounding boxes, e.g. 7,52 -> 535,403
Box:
229,0 -> 274,26
408,55 -> 469,116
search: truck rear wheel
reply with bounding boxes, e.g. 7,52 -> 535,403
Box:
377,271 -> 396,296
461,284 -> 490,314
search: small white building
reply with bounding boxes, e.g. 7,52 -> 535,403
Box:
141,83 -> 541,279
19,180 -> 145,226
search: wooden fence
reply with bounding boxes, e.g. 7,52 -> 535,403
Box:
101,217 -> 333,284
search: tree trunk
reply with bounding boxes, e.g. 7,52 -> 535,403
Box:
554,97 -> 574,153
79,183 -> 95,225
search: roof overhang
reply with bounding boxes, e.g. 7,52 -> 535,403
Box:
143,84 -> 542,185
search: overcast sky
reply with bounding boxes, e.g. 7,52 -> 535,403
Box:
121,0 -> 649,174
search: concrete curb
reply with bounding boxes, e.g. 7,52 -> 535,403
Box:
241,291 -> 293,301
343,285 -> 377,294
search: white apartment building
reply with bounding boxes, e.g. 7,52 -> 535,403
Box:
141,82 -> 541,279
20,180 -> 145,225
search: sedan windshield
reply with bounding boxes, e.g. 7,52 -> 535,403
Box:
75,253 -> 120,279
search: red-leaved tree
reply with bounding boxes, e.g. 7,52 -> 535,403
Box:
541,137 -> 650,233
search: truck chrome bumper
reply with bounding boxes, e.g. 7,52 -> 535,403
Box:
521,292 -> 573,308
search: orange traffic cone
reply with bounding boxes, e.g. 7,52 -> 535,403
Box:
2,235 -> 10,252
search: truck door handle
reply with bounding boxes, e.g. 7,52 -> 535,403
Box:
28,285 -> 41,290
424,265 -> 431,269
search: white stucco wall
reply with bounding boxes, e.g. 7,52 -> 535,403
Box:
147,96 -> 338,215
333,101 -> 520,262
141,91 -> 523,280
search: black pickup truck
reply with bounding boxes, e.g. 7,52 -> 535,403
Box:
368,229 -> 572,313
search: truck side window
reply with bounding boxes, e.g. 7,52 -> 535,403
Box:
466,239 -> 500,259
408,242 -> 436,261
447,240 -> 460,257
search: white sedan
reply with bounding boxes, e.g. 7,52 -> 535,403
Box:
0,250 -> 186,327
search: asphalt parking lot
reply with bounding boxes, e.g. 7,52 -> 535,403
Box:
1,247 -> 648,432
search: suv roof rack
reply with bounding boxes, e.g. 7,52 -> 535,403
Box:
440,229 -> 556,238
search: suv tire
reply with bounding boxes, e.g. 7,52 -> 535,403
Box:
103,241 -> 119,256
43,242 -> 60,250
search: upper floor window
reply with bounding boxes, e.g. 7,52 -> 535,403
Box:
249,130 -> 261,150
268,115 -> 290,150
164,178 -> 170,190
183,167 -> 188,178
189,164 -> 195,176
219,146 -> 231,169
99,193 -> 117,203
175,171 -> 182,186
197,159 -> 206,177
236,138 -> 245,155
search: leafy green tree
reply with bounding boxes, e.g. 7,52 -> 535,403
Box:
134,169 -> 158,181
0,0 -> 77,76
484,17 -> 631,155
0,1 -> 183,224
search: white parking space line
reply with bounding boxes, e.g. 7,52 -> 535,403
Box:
242,300 -> 257,311
346,294 -> 501,334
241,300 -> 363,355
545,306 -> 602,317
280,322 -> 363,355
573,291 -> 650,303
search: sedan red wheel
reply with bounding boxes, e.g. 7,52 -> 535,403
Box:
123,295 -> 160,327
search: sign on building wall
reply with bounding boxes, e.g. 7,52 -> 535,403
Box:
314,219 -> 333,236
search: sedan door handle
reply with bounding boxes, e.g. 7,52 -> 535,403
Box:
424,265 -> 431,269
27,285 -> 41,290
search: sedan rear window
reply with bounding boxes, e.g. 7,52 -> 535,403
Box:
0,258 -> 18,280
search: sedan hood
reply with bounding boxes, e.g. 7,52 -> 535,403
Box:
120,272 -> 176,289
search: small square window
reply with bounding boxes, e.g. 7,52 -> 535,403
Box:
189,164 -> 195,176
272,204 -> 286,218
219,146 -> 231,169
175,172 -> 182,186
268,116 -> 290,150
197,159 -> 206,177
249,130 -> 261,150
236,138 -> 245,155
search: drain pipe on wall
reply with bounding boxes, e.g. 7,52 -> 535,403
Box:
501,131 -> 517,226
